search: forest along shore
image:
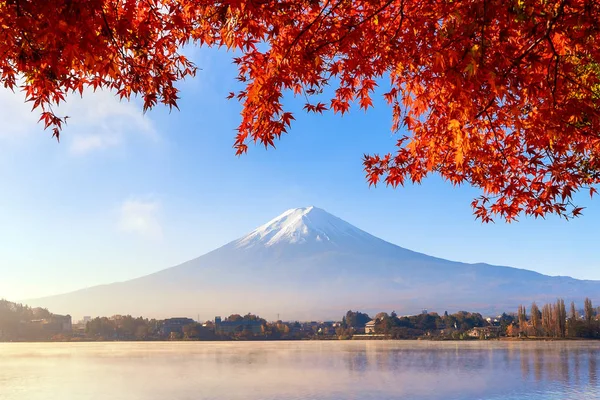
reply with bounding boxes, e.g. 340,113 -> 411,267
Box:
2,298 -> 599,342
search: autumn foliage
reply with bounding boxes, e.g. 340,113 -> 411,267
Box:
2,0 -> 600,221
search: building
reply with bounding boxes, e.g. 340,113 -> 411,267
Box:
161,318 -> 195,336
467,326 -> 502,339
365,320 -> 376,334
76,316 -> 92,325
72,322 -> 87,336
42,314 -> 71,334
23,314 -> 72,337
214,317 -> 263,335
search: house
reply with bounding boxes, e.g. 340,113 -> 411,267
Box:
214,316 -> 263,334
467,326 -> 502,339
365,320 -> 376,334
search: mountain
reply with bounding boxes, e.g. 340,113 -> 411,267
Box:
26,206 -> 600,320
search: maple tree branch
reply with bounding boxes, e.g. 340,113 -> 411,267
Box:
388,0 -> 406,44
281,0 -> 332,64
100,8 -> 125,61
558,71 -> 598,97
310,0 -> 396,56
345,0 -> 396,31
484,110 -> 510,170
503,0 -> 567,80
473,2 -> 568,123
474,97 -> 496,121
480,0 -> 487,67
545,36 -> 561,108
11,1 -> 43,61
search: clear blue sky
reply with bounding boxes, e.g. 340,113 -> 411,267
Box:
0,47 -> 598,302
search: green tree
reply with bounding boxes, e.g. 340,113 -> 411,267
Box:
226,314 -> 243,322
0,300 -> 19,340
498,313 -> 516,333
343,310 -> 371,328
86,317 -> 116,339
242,313 -> 264,322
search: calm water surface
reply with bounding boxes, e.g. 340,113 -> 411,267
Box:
0,341 -> 598,400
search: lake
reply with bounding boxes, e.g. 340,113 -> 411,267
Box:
0,341 -> 598,400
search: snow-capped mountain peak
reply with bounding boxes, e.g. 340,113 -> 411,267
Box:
234,206 -> 373,248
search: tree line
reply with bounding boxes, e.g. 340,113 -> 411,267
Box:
337,310 -> 489,340
3,298 -> 599,342
84,313 -> 310,341
0,300 -> 53,341
508,298 -> 600,339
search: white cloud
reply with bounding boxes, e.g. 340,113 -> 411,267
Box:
69,133 -> 122,155
64,90 -> 157,155
0,86 -> 157,154
118,198 -> 163,240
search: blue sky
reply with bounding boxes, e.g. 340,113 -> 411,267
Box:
0,47 -> 599,302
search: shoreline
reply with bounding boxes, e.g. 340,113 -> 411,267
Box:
3,337 -> 600,344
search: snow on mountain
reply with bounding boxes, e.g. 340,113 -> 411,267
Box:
25,206 -> 600,321
234,206 -> 379,249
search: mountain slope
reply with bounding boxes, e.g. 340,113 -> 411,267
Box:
26,206 -> 600,320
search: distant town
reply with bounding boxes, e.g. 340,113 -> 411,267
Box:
1,298 -> 599,342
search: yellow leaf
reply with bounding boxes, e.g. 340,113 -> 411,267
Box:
455,148 -> 464,166
448,119 -> 461,131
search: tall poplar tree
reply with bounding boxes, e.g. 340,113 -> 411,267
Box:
555,299 -> 566,338
568,301 -> 578,337
584,298 -> 594,324
530,302 -> 540,336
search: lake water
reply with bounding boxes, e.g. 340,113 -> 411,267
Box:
0,341 -> 598,400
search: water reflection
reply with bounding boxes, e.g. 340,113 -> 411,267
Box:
590,352 -> 598,387
0,341 -> 598,400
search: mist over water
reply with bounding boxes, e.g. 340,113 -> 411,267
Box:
0,341 -> 598,400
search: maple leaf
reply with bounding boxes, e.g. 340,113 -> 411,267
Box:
2,0 -> 600,222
